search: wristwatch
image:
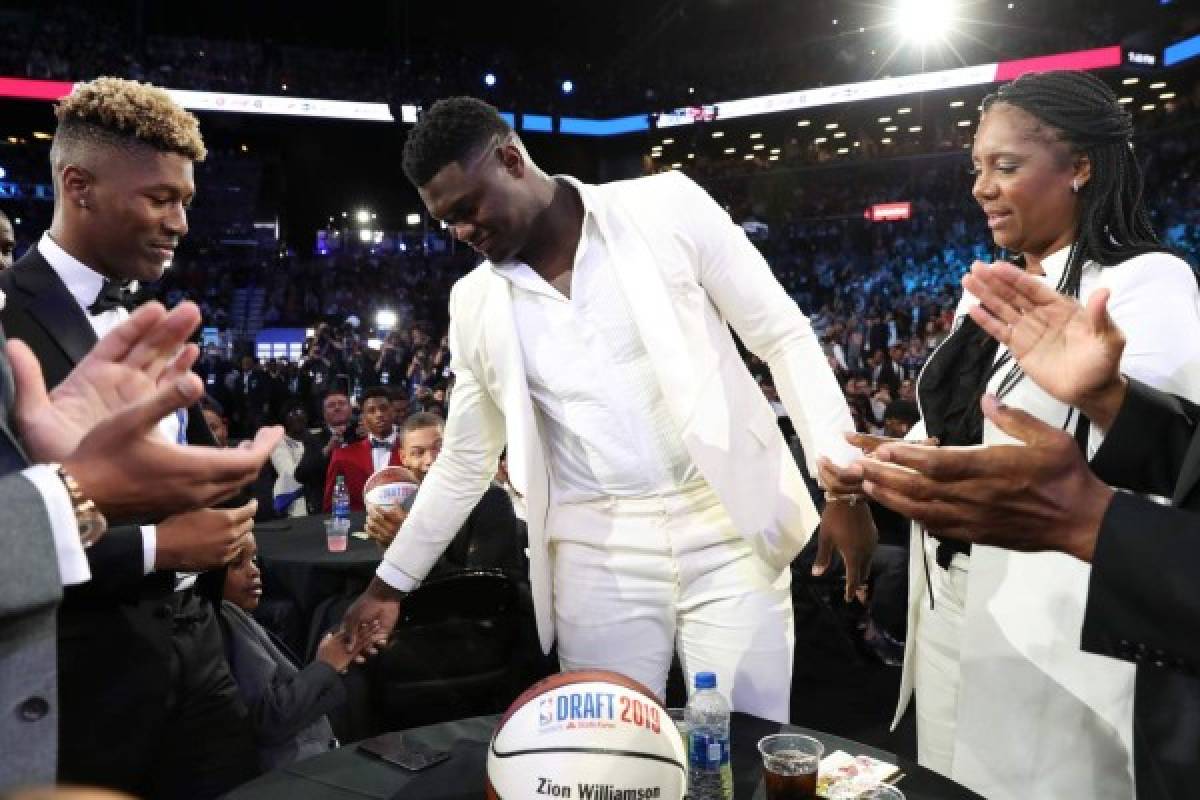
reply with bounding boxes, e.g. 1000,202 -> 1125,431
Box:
55,465 -> 108,547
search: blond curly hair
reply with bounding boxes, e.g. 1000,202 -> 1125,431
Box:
53,76 -> 206,161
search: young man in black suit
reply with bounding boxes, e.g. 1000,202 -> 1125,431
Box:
0,77 -> 262,799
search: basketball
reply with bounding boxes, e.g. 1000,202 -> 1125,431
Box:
486,670 -> 687,800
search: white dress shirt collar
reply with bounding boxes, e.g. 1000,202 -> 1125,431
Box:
37,232 -> 107,311
491,175 -> 593,294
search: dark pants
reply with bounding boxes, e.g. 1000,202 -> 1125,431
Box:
58,590 -> 257,799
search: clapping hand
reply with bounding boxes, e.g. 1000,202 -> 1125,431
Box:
963,260 -> 1127,428
8,301 -> 282,519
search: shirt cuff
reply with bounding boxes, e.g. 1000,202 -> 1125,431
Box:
22,465 -> 90,587
140,525 -> 156,575
376,559 -> 420,592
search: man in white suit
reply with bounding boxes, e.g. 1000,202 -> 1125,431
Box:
341,98 -> 875,720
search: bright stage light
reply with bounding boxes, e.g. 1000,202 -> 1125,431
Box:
355,209 -> 370,225
484,73 -> 497,87
893,0 -> 956,43
376,310 -> 397,330
561,80 -> 574,95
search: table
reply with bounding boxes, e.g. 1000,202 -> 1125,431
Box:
254,513 -> 381,656
227,712 -> 980,800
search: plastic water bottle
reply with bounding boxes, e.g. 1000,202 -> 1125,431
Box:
332,474 -> 351,535
685,672 -> 732,800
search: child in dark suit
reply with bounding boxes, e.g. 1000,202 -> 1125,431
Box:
219,539 -> 379,772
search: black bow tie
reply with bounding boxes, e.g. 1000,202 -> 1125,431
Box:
88,280 -> 134,315
370,438 -> 393,450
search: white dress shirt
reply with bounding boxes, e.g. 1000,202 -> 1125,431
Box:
22,465 -> 90,586
493,197 -> 699,505
38,233 -> 180,575
369,431 -> 398,473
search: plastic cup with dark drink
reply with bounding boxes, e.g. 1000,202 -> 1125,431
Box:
759,733 -> 823,800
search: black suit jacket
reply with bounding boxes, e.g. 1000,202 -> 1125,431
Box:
294,428 -> 334,515
1083,378 -> 1200,800
0,247 -> 220,605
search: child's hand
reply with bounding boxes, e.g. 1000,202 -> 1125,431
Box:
316,622 -> 382,673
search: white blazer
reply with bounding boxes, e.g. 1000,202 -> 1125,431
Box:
378,171 -> 858,651
894,248 -> 1200,799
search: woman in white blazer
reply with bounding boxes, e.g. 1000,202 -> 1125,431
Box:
823,70 -> 1200,798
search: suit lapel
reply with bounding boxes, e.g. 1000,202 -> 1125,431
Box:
482,270 -> 542,496
1173,433 -> 1200,506
11,249 -> 97,370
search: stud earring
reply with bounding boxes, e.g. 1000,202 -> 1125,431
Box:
1071,179 -> 1080,193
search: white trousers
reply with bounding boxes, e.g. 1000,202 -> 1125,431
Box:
547,483 -> 795,722
913,553 -> 969,776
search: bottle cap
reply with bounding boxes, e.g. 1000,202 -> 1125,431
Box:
694,671 -> 716,690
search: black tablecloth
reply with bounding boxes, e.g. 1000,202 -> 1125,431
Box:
227,712 -> 980,800
254,514 -> 381,655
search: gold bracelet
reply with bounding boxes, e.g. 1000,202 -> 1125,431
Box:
823,490 -> 865,507
54,464 -> 108,548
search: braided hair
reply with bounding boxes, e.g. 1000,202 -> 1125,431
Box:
979,70 -> 1165,401
982,69 -> 1161,298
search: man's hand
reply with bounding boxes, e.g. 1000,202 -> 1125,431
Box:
323,427 -> 346,457
962,261 -> 1127,429
365,505 -> 407,549
339,577 -> 404,654
56,372 -> 281,519
812,501 -> 878,601
818,433 -> 938,495
9,302 -> 201,463
154,502 -> 258,571
857,394 -> 1114,562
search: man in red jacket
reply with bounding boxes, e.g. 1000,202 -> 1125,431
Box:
323,387 -> 403,511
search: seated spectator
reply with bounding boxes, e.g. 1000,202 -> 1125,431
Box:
295,389 -> 354,514
365,412 -> 523,580
218,539 -> 378,772
322,386 -> 401,512
269,402 -> 312,517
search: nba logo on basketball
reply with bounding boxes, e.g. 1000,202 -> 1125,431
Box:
538,697 -> 555,727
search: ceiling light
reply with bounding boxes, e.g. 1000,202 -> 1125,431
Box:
1122,77 -> 1139,85
750,132 -> 763,139
712,131 -> 725,138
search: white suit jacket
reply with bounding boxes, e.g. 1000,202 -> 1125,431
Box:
378,171 -> 857,652
894,249 -> 1200,799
